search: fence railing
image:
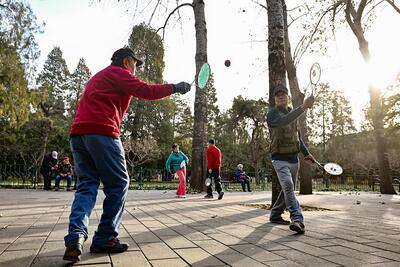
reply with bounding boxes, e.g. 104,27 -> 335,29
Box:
0,163 -> 398,192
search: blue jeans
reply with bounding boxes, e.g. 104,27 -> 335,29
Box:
64,135 -> 130,245
270,160 -> 303,223
55,175 -> 72,188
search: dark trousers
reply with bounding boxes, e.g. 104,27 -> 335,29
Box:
42,171 -> 52,190
207,169 -> 222,195
239,179 -> 251,192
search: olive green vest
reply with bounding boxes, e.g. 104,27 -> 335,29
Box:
269,109 -> 300,154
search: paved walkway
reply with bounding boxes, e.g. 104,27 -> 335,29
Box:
0,189 -> 399,267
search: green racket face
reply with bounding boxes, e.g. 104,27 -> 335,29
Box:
198,63 -> 210,89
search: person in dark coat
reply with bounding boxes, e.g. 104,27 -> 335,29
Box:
234,164 -> 251,192
40,151 -> 58,190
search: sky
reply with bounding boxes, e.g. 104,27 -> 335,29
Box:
29,0 -> 400,129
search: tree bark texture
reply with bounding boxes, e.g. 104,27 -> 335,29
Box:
345,0 -> 395,194
267,0 -> 286,205
282,0 -> 313,194
190,0 -> 209,192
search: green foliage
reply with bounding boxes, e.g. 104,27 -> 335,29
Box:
0,44 -> 31,128
307,83 -> 355,146
206,74 -> 220,138
0,0 -> 44,77
37,47 -> 70,118
67,58 -> 91,119
384,73 -> 400,128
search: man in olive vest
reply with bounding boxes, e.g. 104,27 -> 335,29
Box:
267,85 -> 315,234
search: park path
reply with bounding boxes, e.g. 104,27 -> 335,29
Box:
0,189 -> 399,266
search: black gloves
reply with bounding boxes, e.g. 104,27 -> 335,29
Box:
172,82 -> 191,94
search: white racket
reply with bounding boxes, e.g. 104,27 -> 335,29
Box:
315,161 -> 343,176
309,62 -> 321,96
205,177 -> 212,186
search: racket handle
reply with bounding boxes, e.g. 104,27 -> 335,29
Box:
190,78 -> 196,87
315,161 -> 323,169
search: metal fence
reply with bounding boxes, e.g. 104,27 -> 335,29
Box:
0,163 -> 398,192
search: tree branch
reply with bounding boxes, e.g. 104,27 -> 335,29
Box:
385,0 -> 400,14
293,0 -> 345,64
364,0 -> 385,19
155,2 -> 193,40
356,0 -> 368,23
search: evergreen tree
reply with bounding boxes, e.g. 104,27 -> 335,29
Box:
206,74 -> 220,139
67,58 -> 91,119
37,47 -> 70,118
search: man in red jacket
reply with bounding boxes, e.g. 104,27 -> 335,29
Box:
63,47 -> 191,262
205,139 -> 224,200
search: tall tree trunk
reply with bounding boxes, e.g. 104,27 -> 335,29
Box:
190,0 -> 208,192
282,0 -> 312,194
345,1 -> 395,194
267,0 -> 286,205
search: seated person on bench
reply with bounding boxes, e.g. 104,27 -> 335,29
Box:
235,164 -> 251,192
55,156 -> 73,191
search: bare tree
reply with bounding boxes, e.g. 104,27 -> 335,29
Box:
267,0 -> 286,205
153,0 -> 209,191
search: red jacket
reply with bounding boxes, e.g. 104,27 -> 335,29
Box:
70,65 -> 174,137
207,145 -> 222,169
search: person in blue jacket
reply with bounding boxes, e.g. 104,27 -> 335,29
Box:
166,144 -> 189,198
234,164 -> 251,192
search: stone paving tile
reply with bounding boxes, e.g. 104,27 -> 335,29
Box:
263,259 -> 304,267
161,236 -> 197,249
367,241 -> 400,253
119,236 -> 140,251
0,249 -> 37,267
0,225 -> 30,243
0,190 -> 400,266
37,240 -> 65,257
274,249 -> 339,266
215,253 -> 267,267
150,258 -> 190,267
230,244 -> 284,262
31,256 -> 69,267
328,238 -> 383,253
362,262 -> 400,267
130,230 -> 162,243
21,227 -> 52,237
139,242 -> 178,260
323,245 -> 389,263
371,250 -> 400,261
6,236 -> 46,251
175,247 -> 226,267
321,254 -> 366,266
279,241 -> 336,256
193,239 -> 237,255
255,240 -> 291,251
111,250 -> 150,267
207,232 -> 247,245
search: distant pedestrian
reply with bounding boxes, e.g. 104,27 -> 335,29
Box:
234,164 -> 251,192
205,139 -> 224,200
166,144 -> 189,198
40,151 -> 58,190
54,156 -> 73,191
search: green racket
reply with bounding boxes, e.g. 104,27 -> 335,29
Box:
190,62 -> 210,89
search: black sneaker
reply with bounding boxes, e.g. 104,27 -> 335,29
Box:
289,221 -> 305,234
204,194 -> 214,199
90,238 -> 129,253
218,191 -> 224,200
269,217 -> 290,225
63,236 -> 85,262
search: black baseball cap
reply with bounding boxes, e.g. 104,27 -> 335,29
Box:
111,47 -> 143,67
274,85 -> 289,96
208,139 -> 215,145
